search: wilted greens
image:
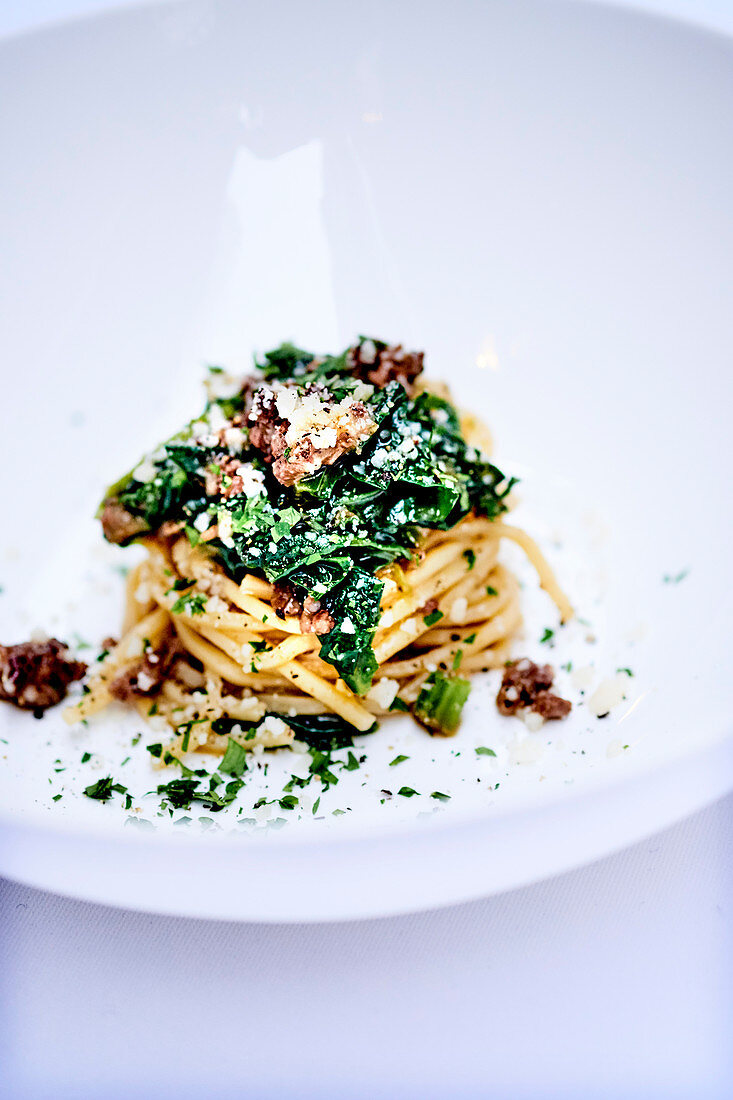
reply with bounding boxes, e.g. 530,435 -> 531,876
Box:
101,340 -> 515,718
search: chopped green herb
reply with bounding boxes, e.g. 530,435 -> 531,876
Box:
120,756 -> 130,767
475,746 -> 496,757
452,649 -> 463,670
616,667 -> 634,677
486,586 -> 498,597
663,569 -> 689,584
84,776 -> 127,802
146,742 -> 163,758
462,548 -> 476,570
52,793 -> 63,802
81,751 -> 92,763
312,796 -> 321,815
342,750 -> 361,771
170,592 -> 207,616
220,737 -> 249,777
308,746 -> 340,790
389,755 -> 410,767
167,576 -> 195,592
398,786 -> 419,798
561,661 -> 573,673
389,697 -> 409,713
423,609 -> 444,627
464,632 -> 477,644
430,791 -> 451,802
539,627 -> 555,645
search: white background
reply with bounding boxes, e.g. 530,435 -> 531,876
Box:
1,2 -> 732,1097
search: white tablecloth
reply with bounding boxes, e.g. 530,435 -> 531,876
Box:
2,794 -> 731,1098
2,3 -> 731,1097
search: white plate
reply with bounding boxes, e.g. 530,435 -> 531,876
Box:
1,0 -> 732,921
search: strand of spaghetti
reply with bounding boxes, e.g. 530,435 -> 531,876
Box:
422,542 -> 502,625
197,727 -> 293,753
413,581 -> 516,647
223,590 -> 303,632
373,544 -> 500,663
492,523 -> 573,621
172,620 -> 257,687
379,540 -> 471,609
377,602 -> 522,678
250,693 -> 329,715
159,679 -> 266,723
147,574 -> 278,635
121,561 -> 152,632
195,620 -> 316,670
377,542 -> 497,634
459,410 -> 494,455
276,661 -> 375,731
64,607 -> 170,722
413,566 -> 513,642
171,539 -> 273,601
421,517 -> 501,546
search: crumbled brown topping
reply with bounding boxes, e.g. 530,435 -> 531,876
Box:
247,390 -> 287,469
109,634 -> 183,702
204,456 -> 252,500
0,639 -> 87,715
418,597 -> 439,617
496,658 -> 571,720
247,385 -> 376,486
346,340 -> 424,393
158,519 -> 185,539
270,582 -> 334,635
271,581 -> 302,618
300,596 -> 335,636
100,499 -> 149,545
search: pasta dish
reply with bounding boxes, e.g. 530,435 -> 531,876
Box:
65,338 -> 571,756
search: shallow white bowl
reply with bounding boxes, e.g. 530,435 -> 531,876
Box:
1,0 -> 731,921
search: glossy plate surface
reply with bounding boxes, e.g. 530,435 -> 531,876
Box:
1,0 -> 731,920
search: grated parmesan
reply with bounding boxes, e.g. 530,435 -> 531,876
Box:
450,597 -> 468,622
588,674 -> 628,718
366,677 -> 399,709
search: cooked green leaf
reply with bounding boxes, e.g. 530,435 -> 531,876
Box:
220,737 -> 249,777
412,672 -> 471,735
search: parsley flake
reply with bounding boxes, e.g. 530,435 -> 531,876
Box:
170,592 -> 207,616
84,776 -> 128,802
220,737 -> 249,777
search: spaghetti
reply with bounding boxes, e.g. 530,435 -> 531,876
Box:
65,338 -> 571,754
